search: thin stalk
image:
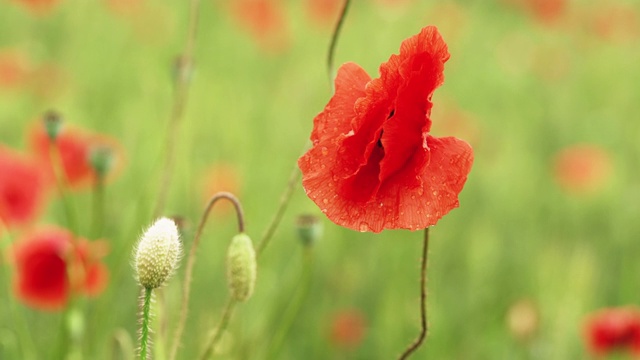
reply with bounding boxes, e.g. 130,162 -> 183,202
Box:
108,328 -> 134,360
169,192 -> 244,360
255,164 -> 302,257
49,142 -> 79,236
398,228 -> 430,360
139,287 -> 153,360
153,0 -> 203,218
327,0 -> 352,87
265,247 -> 314,359
91,176 -> 105,239
199,299 -> 236,360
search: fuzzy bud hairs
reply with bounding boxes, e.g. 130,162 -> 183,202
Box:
134,217 -> 183,289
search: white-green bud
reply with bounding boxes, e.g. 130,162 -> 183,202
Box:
226,233 -> 256,302
134,217 -> 182,289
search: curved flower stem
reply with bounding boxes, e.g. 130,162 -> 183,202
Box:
152,0 -> 203,218
265,247 -> 314,359
169,192 -> 244,360
255,164 -> 302,257
139,287 -> 153,360
398,228 -> 430,359
327,0 -> 352,87
199,299 -> 236,360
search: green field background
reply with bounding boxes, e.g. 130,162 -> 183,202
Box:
1,0 -> 640,358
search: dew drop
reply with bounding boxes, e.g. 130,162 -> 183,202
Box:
321,164 -> 326,169
432,191 -> 438,196
323,199 -> 329,204
321,147 -> 328,156
359,224 -> 368,232
411,195 -> 416,200
417,188 -> 424,195
379,202 -> 384,207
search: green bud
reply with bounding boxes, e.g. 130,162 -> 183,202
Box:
226,233 -> 256,302
43,110 -> 63,141
134,218 -> 182,289
89,144 -> 114,179
296,214 -> 322,247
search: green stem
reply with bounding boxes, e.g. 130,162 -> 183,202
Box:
152,0 -> 203,218
169,192 -> 244,360
140,287 -> 153,360
91,177 -> 105,239
199,299 -> 236,360
265,248 -> 314,359
49,142 -> 79,236
327,0 -> 352,87
398,228 -> 430,360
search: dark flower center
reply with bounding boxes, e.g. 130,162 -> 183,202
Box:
376,109 -> 395,148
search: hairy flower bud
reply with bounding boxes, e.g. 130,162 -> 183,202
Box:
89,144 -> 114,179
43,110 -> 63,141
296,214 -> 322,247
134,218 -> 182,289
226,233 -> 256,302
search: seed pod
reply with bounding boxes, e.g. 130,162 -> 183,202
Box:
134,218 -> 182,289
226,233 -> 256,302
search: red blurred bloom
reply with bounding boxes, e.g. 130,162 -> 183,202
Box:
230,0 -> 289,52
298,26 -> 473,233
305,0 -> 342,27
330,309 -> 366,348
11,0 -> 61,14
584,307 -> 640,356
553,144 -> 612,194
586,4 -> 640,43
0,51 -> 30,90
29,122 -> 124,190
11,227 -> 109,311
0,146 -> 49,229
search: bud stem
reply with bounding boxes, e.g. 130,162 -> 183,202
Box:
327,0 -> 352,89
199,299 -> 236,360
398,227 -> 430,359
48,142 -> 79,238
139,287 -> 153,360
169,192 -> 245,360
91,176 -> 105,239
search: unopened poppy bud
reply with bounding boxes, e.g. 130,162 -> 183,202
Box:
134,218 -> 182,289
226,233 -> 256,302
89,144 -> 114,179
296,214 -> 322,247
43,110 -> 63,141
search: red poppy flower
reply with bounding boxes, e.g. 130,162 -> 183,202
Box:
29,122 -> 125,190
0,146 -> 49,229
11,227 -> 109,311
230,0 -> 289,53
329,309 -> 367,348
305,0 -> 342,27
11,0 -> 61,14
298,26 -> 473,233
553,144 -> 612,195
584,307 -> 640,356
0,51 -> 29,90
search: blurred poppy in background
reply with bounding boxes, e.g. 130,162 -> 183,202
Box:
329,309 -> 367,349
583,307 -> 640,356
553,144 -> 612,195
11,227 -> 109,311
0,146 -> 49,230
230,0 -> 290,53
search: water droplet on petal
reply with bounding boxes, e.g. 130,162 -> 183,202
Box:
321,147 -> 328,156
359,224 -> 368,232
323,199 -> 329,204
379,202 -> 384,207
432,191 -> 438,196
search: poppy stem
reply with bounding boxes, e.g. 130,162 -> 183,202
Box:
265,247 -> 314,360
153,0 -> 202,218
169,192 -> 245,360
49,142 -> 79,238
255,163 -> 302,257
398,227 -> 430,360
327,0 -> 352,87
91,176 -> 105,239
199,299 -> 237,360
139,287 -> 153,360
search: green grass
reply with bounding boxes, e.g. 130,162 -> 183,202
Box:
1,0 -> 640,358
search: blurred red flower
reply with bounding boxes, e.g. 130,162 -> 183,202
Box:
298,26 -> 473,233
0,51 -> 30,90
0,146 -> 49,230
230,0 -> 289,52
329,309 -> 366,348
11,0 -> 61,14
11,227 -> 109,311
584,307 -> 640,356
201,163 -> 242,216
29,122 -> 124,190
305,0 -> 342,27
586,4 -> 640,43
553,144 -> 612,194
